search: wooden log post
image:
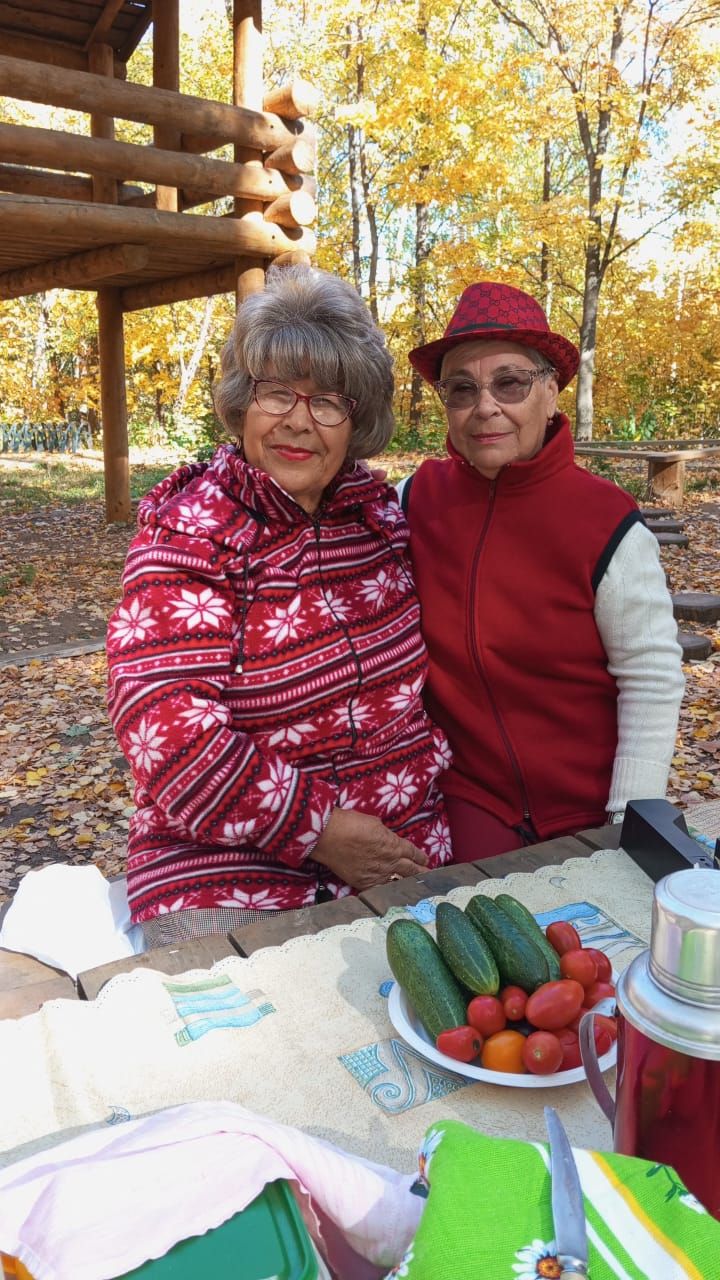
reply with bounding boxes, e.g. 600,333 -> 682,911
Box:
0,194 -> 317,257
0,56 -> 297,153
233,0 -> 266,303
0,163 -> 144,203
87,43 -> 117,205
0,243 -> 149,301
0,122 -> 303,203
97,288 -> 131,523
648,456 -> 686,507
263,78 -> 322,121
153,0 -> 180,212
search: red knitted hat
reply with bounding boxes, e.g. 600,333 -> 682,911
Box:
408,282 -> 580,390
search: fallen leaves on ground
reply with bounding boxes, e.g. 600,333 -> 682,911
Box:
0,465 -> 718,903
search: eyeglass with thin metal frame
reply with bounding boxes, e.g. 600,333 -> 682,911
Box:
252,378 -> 357,427
434,366 -> 554,410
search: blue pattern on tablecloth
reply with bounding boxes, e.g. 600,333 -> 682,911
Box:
339,1038 -> 469,1114
163,975 -> 275,1046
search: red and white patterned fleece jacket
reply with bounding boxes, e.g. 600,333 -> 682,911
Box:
107,445 -> 452,922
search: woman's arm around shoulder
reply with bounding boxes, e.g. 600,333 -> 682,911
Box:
594,519 -> 684,818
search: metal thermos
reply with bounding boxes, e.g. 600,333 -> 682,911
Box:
582,867 -> 720,1218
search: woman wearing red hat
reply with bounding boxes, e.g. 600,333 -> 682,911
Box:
401,281 -> 684,859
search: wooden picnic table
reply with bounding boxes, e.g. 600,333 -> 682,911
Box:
574,443 -> 720,505
0,823 -> 622,1019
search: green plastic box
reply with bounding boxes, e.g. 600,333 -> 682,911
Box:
121,1179 -> 322,1279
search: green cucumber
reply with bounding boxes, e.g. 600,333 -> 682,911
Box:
386,918 -> 467,1041
494,893 -> 562,981
435,901 -> 500,995
465,894 -> 549,992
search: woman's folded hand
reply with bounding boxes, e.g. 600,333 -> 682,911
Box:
311,807 -> 428,890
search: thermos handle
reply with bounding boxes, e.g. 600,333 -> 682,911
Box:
579,998 -> 616,1126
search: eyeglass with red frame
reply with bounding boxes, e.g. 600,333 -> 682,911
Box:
252,378 -> 357,427
435,366 -> 553,409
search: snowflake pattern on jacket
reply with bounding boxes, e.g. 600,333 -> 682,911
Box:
107,446 -> 452,922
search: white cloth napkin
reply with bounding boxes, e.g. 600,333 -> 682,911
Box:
0,865 -> 145,978
0,1101 -> 422,1280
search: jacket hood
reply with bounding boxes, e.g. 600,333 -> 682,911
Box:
136,444 -> 397,550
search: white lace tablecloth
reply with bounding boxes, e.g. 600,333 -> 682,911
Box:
0,850 -> 655,1169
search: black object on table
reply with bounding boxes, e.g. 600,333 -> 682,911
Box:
620,799 -> 717,882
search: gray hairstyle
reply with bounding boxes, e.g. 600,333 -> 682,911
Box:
213,264 -> 395,459
524,347 -> 557,377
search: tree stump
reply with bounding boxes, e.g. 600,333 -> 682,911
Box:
647,455 -> 686,506
672,593 -> 720,623
678,630 -> 713,661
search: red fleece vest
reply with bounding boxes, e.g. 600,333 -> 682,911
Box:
407,416 -> 641,839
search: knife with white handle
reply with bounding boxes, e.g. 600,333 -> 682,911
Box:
544,1106 -> 590,1279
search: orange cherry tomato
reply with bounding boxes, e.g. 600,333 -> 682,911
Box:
500,985 -> 528,1021
523,1030 -> 564,1075
560,948 -> 598,989
526,979 -> 585,1030
584,948 -> 613,982
546,921 -> 581,956
480,1029 -> 527,1073
584,981 -> 616,1009
467,995 -> 506,1038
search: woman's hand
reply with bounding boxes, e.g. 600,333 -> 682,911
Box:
311,808 -> 428,891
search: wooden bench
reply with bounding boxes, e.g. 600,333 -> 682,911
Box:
575,445 -> 720,506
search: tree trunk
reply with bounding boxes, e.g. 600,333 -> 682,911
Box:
173,295 -> 216,420
408,177 -> 429,437
575,238 -> 601,440
540,138 -> 552,319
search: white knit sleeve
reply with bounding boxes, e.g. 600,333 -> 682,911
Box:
594,519 -> 684,817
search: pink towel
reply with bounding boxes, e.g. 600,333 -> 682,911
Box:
0,1101 -> 423,1280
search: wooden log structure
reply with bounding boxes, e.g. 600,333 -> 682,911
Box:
0,121 -> 313,204
0,163 -> 144,204
264,137 -> 317,176
0,30 -> 126,76
263,76 -> 322,120
0,193 -> 316,258
0,243 -> 150,301
0,5 -> 320,524
0,55 -> 300,153
121,264 -> 239,312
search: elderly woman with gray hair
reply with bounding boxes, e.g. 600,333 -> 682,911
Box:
107,265 -> 452,945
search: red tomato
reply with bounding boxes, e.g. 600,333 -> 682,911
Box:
546,921 -> 581,956
567,1009 -> 591,1034
556,1027 -> 582,1070
584,947 -> 613,982
560,948 -> 598,988
526,979 -> 585,1030
592,1012 -> 618,1043
584,981 -> 616,1009
467,995 -> 506,1038
500,985 -> 528,1021
436,1025 -> 483,1063
522,1030 -> 563,1075
572,1013 -> 614,1059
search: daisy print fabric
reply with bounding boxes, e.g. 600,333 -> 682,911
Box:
388,1119 -> 720,1279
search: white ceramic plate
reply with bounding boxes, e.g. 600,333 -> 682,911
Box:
387,981 -> 617,1088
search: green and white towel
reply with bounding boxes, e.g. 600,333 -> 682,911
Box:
387,1119 -> 720,1279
